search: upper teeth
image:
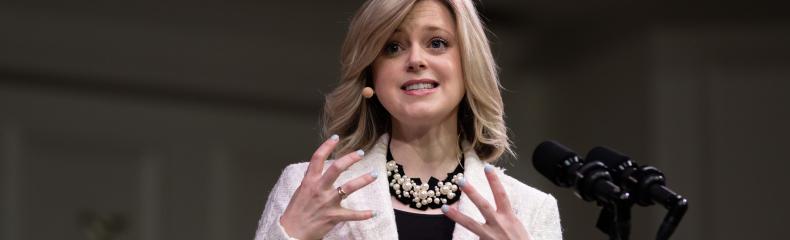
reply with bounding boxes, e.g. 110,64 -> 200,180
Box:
405,83 -> 435,91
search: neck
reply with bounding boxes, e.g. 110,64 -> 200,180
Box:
390,113 -> 460,181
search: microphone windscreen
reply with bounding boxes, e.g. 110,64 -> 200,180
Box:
586,146 -> 631,168
532,141 -> 578,181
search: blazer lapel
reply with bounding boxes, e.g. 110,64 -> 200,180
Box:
340,134 -> 399,240
452,149 -> 496,240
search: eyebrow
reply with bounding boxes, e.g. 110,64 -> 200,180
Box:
393,25 -> 454,37
425,25 -> 453,36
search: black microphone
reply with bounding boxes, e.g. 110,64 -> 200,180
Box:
586,146 -> 688,240
532,141 -> 629,204
585,147 -> 687,208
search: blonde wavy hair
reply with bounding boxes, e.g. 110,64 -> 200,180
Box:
321,0 -> 512,162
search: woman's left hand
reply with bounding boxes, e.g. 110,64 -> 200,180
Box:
442,164 -> 530,240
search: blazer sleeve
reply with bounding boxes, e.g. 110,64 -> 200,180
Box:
525,194 -> 563,240
253,163 -> 307,240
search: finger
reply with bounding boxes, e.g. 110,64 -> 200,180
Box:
442,205 -> 486,235
328,209 -> 375,223
457,177 -> 498,222
339,171 -> 379,197
319,149 -> 365,189
484,164 -> 513,213
306,134 -> 339,178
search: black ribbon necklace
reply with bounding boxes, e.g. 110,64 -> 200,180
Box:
386,137 -> 465,210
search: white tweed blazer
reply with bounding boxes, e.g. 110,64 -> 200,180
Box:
254,134 -> 562,240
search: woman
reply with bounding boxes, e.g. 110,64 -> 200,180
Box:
254,0 -> 562,239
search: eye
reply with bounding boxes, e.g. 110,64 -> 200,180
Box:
383,42 -> 402,55
429,38 -> 448,49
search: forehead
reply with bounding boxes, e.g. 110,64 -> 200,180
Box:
397,0 -> 455,33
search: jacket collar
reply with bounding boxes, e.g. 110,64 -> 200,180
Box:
340,134 -> 495,240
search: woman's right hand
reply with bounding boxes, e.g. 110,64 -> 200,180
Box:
279,135 -> 378,240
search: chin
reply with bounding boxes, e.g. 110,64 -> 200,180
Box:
398,106 -> 456,123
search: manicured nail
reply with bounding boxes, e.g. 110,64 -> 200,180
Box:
356,149 -> 365,157
330,134 -> 339,141
457,177 -> 466,188
441,205 -> 449,214
484,164 -> 495,173
369,170 -> 379,179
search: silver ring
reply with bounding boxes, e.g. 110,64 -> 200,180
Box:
337,186 -> 348,200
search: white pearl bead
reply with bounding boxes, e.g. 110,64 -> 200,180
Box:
451,185 -> 458,191
448,193 -> 456,199
421,199 -> 428,205
434,198 -> 440,204
393,183 -> 400,190
386,162 -> 396,171
397,178 -> 404,184
396,189 -> 401,194
394,174 -> 401,179
428,190 -> 435,197
441,199 -> 447,204
416,203 -> 422,208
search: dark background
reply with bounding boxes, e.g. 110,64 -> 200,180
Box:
1,0 -> 788,239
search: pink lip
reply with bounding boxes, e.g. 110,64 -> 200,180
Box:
401,79 -> 439,96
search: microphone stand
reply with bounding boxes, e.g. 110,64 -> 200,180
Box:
593,178 -> 688,240
571,160 -> 632,240
654,187 -> 688,240
595,198 -> 633,240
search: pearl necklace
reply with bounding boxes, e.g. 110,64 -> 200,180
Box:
386,140 -> 464,210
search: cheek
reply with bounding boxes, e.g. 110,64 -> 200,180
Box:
371,59 -> 402,103
372,64 -> 394,90
436,55 -> 465,95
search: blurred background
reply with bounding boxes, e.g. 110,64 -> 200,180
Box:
1,0 -> 788,239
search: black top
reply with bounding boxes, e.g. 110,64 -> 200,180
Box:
394,209 -> 455,240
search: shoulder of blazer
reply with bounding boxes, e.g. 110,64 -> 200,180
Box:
496,170 -> 556,216
499,172 -> 551,201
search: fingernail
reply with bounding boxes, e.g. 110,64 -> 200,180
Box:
330,134 -> 339,141
371,211 -> 378,218
441,205 -> 449,214
369,170 -> 379,179
356,149 -> 365,157
457,177 -> 466,188
484,164 -> 494,173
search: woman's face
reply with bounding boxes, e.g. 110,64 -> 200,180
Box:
371,0 -> 465,126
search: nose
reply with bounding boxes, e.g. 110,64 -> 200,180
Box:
406,47 -> 427,72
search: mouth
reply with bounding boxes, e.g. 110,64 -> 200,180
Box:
400,79 -> 439,91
